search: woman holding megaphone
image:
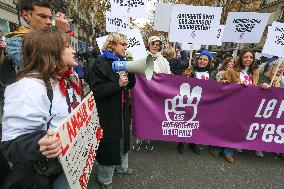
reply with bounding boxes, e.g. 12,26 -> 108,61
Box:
88,33 -> 135,189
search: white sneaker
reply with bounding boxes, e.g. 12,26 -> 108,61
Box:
235,148 -> 242,153
255,151 -> 264,157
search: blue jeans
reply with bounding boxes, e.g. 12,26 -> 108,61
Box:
212,146 -> 235,157
98,152 -> 128,185
53,172 -> 70,189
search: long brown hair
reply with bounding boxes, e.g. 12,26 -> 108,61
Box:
17,29 -> 68,85
234,49 -> 258,75
219,57 -> 234,71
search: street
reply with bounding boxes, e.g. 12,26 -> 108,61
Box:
88,137 -> 284,189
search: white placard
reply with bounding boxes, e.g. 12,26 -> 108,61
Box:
181,43 -> 201,51
222,12 -> 271,43
169,5 -> 222,44
204,25 -> 225,46
106,11 -> 130,33
262,22 -> 284,57
96,29 -> 147,60
110,0 -> 148,18
154,3 -> 173,32
56,92 -> 102,189
96,36 -> 107,53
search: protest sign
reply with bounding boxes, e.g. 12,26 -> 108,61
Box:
110,0 -> 148,18
56,92 -> 102,189
181,43 -> 201,51
169,5 -> 222,44
262,22 -> 284,57
106,11 -> 130,33
206,24 -> 225,46
154,3 -> 173,32
96,36 -> 107,53
132,74 -> 284,153
96,29 -> 147,60
222,12 -> 271,43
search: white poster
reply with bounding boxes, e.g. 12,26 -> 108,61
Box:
169,5 -> 222,44
106,11 -> 130,33
222,12 -> 271,43
181,43 -> 201,51
262,22 -> 284,57
154,3 -> 173,32
96,29 -> 147,60
110,0 -> 148,18
204,25 -> 225,46
96,36 -> 107,53
56,92 -> 102,189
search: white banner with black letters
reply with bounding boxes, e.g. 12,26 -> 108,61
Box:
262,22 -> 284,57
106,11 -> 130,33
110,0 -> 148,18
169,5 -> 222,44
222,12 -> 271,43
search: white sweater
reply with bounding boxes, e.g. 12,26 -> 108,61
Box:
2,77 -> 80,142
148,51 -> 171,74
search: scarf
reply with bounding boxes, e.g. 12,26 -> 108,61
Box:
59,69 -> 82,97
99,50 -> 125,61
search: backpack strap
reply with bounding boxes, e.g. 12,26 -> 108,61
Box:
45,80 -> 53,131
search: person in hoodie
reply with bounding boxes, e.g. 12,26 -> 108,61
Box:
179,49 -> 215,155
88,33 -> 135,189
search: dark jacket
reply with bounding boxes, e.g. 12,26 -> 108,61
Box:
1,131 -> 53,189
0,57 -> 16,100
168,50 -> 189,76
89,53 -> 135,166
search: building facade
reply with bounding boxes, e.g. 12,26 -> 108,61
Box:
0,0 -> 27,33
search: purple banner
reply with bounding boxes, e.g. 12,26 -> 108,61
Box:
131,74 -> 284,153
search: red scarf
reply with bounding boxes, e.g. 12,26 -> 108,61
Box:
59,69 -> 82,97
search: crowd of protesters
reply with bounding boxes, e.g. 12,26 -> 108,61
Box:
0,1 -> 284,189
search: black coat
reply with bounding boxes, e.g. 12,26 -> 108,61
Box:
89,57 -> 135,166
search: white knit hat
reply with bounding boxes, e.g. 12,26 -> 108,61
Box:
148,36 -> 161,46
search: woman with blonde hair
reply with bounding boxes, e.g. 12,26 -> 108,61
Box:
88,32 -> 135,189
1,29 -> 80,189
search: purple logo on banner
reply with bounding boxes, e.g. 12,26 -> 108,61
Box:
131,74 -> 284,153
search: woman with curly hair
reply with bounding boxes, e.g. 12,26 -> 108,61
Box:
88,33 -> 135,189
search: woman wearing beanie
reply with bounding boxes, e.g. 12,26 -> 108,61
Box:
132,36 -> 171,152
179,49 -> 215,155
220,49 -> 259,163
